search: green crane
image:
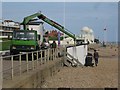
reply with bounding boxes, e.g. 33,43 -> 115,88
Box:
22,12 -> 76,40
10,12 -> 83,55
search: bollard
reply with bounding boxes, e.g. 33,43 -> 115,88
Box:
41,50 -> 43,64
51,48 -> 53,60
46,49 -> 48,62
54,48 -> 56,60
53,48 -> 54,61
19,54 -> 22,76
48,48 -> 49,61
55,48 -> 56,59
53,48 -> 55,60
52,49 -> 53,61
56,48 -> 58,58
46,49 -> 47,62
11,56 -> 14,79
54,49 -> 55,60
44,50 -> 46,63
26,53 -> 29,73
50,49 -> 52,61
32,52 -> 34,70
37,51 -> 39,67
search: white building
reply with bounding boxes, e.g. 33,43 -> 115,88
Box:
0,19 -> 20,38
20,22 -> 44,34
3,20 -> 20,28
20,21 -> 45,44
80,27 -> 94,44
62,36 -> 74,45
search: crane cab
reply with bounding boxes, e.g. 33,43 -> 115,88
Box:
10,30 -> 40,55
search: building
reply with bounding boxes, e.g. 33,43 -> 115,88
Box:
3,20 -> 20,27
21,21 -> 45,34
0,19 -> 20,51
20,21 -> 45,45
0,19 -> 20,38
49,30 -> 58,37
63,37 -> 74,45
79,27 -> 94,44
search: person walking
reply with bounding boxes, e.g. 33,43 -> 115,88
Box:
93,50 -> 99,66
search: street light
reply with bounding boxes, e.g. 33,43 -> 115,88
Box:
103,28 -> 107,47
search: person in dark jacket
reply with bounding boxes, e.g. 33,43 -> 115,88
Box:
51,41 -> 57,48
93,50 -> 99,66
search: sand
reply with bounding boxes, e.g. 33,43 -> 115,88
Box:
41,44 -> 118,88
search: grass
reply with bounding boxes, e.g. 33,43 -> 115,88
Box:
0,40 -> 11,51
0,37 -> 11,51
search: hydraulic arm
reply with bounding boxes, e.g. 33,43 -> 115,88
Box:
22,12 -> 76,40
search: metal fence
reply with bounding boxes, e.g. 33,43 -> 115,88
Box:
0,47 -> 65,80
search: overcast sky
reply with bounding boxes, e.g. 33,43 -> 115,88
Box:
2,2 -> 118,42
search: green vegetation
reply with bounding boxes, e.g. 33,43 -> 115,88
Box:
0,40 -> 11,51
0,37 -> 11,41
49,36 -> 63,41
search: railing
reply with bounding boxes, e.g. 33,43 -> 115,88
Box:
0,47 -> 65,80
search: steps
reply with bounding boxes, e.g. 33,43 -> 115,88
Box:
64,52 -> 84,67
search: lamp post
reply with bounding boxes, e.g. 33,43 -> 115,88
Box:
103,28 -> 107,47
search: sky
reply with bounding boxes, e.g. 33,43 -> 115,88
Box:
2,2 -> 118,42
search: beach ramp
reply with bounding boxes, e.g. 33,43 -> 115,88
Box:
65,45 -> 87,66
